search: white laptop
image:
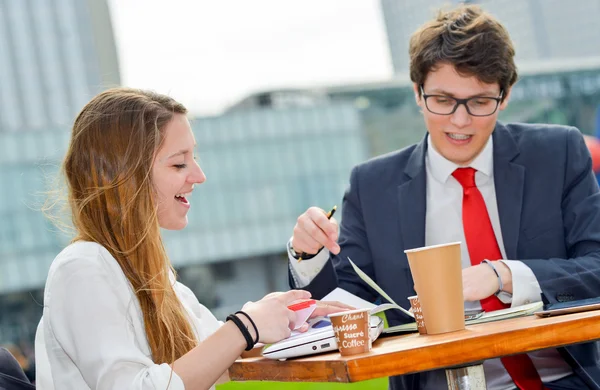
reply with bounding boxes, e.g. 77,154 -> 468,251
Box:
262,315 -> 384,360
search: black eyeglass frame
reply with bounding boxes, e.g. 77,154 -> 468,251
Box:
419,85 -> 504,117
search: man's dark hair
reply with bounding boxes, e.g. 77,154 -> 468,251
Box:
409,4 -> 518,100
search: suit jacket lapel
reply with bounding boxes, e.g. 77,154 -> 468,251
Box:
398,136 -> 427,252
493,123 -> 524,260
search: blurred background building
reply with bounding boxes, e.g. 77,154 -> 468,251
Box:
0,0 -> 120,377
0,0 -> 120,132
381,0 -> 600,75
1,1 -> 600,384
230,60 -> 600,157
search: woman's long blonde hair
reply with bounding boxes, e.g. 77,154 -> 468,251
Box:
62,87 -> 197,363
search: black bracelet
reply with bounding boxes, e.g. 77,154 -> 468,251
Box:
235,310 -> 259,344
226,314 -> 255,351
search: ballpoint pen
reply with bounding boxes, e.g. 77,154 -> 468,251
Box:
297,205 -> 337,263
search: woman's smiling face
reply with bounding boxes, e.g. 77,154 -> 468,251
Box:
152,113 -> 206,230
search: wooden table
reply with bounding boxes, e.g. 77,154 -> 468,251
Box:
230,310 -> 600,386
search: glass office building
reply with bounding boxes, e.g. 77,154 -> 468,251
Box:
0,0 -> 120,132
167,104 -> 366,266
0,0 -> 121,350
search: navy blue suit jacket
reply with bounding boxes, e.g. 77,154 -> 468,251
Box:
0,348 -> 35,390
290,123 -> 600,390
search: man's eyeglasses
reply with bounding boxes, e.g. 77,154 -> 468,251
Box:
420,85 -> 503,117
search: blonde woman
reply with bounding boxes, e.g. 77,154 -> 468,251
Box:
34,88 -> 349,389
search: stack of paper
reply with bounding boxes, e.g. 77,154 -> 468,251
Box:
385,301 -> 543,333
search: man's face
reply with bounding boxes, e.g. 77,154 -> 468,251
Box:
414,63 -> 510,166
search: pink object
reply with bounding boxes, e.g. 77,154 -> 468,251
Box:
288,300 -> 317,330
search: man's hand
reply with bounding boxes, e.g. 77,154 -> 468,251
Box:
462,261 -> 513,301
292,207 -> 340,255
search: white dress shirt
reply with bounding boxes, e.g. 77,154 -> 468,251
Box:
35,241 -> 222,390
289,136 -> 572,389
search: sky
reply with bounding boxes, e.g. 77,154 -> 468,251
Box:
107,0 -> 393,116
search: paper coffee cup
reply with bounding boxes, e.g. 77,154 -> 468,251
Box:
405,242 -> 465,334
407,295 -> 427,335
329,308 -> 372,356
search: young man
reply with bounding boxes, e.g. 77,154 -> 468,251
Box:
287,5 -> 600,390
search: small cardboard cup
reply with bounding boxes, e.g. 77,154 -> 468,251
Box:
407,295 -> 427,335
329,308 -> 372,356
405,242 -> 465,334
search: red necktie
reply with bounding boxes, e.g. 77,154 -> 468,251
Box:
453,167 -> 547,390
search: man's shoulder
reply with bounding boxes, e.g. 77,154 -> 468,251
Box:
499,122 -> 585,168
356,143 -> 419,173
502,122 -> 578,145
346,142 -> 422,192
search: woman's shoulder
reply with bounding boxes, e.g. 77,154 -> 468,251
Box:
46,241 -> 124,287
42,241 -> 136,315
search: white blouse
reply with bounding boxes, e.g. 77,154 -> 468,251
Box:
34,241 -> 222,389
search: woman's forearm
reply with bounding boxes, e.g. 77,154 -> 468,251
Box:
172,320 -> 249,389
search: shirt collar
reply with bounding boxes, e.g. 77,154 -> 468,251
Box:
426,134 -> 494,183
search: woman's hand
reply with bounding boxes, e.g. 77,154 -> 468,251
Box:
293,300 -> 354,332
241,290 -> 311,343
311,301 -> 354,318
260,293 -> 354,318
